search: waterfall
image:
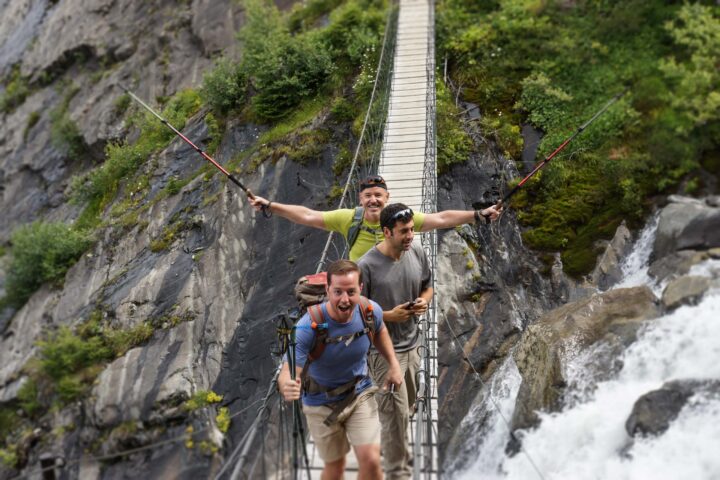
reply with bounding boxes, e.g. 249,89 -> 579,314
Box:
452,215 -> 720,480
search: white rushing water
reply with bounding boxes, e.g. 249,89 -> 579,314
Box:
455,217 -> 720,480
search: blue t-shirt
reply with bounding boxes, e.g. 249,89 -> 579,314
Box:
288,301 -> 384,406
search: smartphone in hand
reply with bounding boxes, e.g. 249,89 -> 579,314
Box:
405,300 -> 416,310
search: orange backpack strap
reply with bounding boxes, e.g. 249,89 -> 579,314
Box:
358,296 -> 376,346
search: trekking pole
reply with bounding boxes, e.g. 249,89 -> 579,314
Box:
119,85 -> 270,217
500,90 -> 626,205
288,327 -> 302,480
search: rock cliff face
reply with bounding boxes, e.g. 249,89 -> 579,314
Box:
2,1 -> 718,478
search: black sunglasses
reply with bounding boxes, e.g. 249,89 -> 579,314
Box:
359,175 -> 387,191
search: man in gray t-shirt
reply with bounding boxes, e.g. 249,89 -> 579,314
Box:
358,203 -> 433,480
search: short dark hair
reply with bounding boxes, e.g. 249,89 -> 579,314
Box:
327,259 -> 362,286
380,203 -> 414,231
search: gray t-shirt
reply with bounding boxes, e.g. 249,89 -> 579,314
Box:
358,242 -> 432,352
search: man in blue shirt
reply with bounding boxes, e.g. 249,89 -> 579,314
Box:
279,259 -> 402,480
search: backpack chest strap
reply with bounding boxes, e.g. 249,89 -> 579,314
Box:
324,327 -> 371,347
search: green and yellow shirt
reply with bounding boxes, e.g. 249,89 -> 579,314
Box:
322,208 -> 426,261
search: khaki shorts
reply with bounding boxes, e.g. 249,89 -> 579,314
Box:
302,387 -> 380,462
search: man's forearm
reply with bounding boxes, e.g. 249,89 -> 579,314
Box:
267,202 -> 326,229
420,287 -> 433,304
421,210 -> 474,231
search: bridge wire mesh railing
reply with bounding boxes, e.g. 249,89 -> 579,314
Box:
415,0 -> 438,477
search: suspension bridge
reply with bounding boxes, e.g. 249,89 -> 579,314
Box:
217,0 -> 439,478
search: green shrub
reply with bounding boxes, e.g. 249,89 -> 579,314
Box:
0,66 -> 30,114
50,110 -> 85,157
5,221 -> 91,308
17,379 -> 42,418
216,407 -> 231,433
113,93 -> 131,117
240,0 -> 333,121
251,37 -> 333,120
37,327 -> 112,381
201,59 -> 247,115
437,81 -> 472,173
288,0 -> 344,32
438,0 -> 719,276
49,82 -> 85,157
0,446 -> 18,468
184,390 -> 223,411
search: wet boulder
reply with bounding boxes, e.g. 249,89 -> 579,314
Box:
626,379 -> 720,437
653,197 -> 720,260
661,275 -> 712,310
511,286 -> 660,432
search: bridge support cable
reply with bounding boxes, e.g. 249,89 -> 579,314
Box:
418,0 -> 439,476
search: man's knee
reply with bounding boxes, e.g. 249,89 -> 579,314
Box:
355,444 -> 382,472
322,456 -> 346,480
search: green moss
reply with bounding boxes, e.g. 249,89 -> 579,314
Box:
257,96 -> 327,146
23,111 -> 41,140
205,112 -> 222,155
149,211 -> 198,253
332,144 -> 352,176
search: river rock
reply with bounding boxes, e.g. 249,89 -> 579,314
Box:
653,198 -> 720,260
589,221 -> 633,290
511,286 -> 660,432
661,275 -> 712,310
626,379 -> 720,437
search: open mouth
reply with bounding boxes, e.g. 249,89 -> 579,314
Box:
337,303 -> 352,313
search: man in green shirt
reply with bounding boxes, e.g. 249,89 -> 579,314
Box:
249,175 -> 502,261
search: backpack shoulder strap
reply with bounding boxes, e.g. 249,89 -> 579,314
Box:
346,207 -> 365,250
358,296 -> 376,346
307,304 -> 328,361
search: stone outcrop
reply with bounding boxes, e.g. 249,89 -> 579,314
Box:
653,196 -> 720,260
511,286 -> 660,432
0,0 -> 245,243
626,379 -> 720,437
661,275 -> 712,310
589,221 -> 633,290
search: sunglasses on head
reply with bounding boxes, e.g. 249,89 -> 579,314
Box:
392,208 -> 413,220
360,175 -> 387,191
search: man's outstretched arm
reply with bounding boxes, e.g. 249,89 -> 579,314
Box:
420,204 -> 502,232
249,195 -> 326,229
